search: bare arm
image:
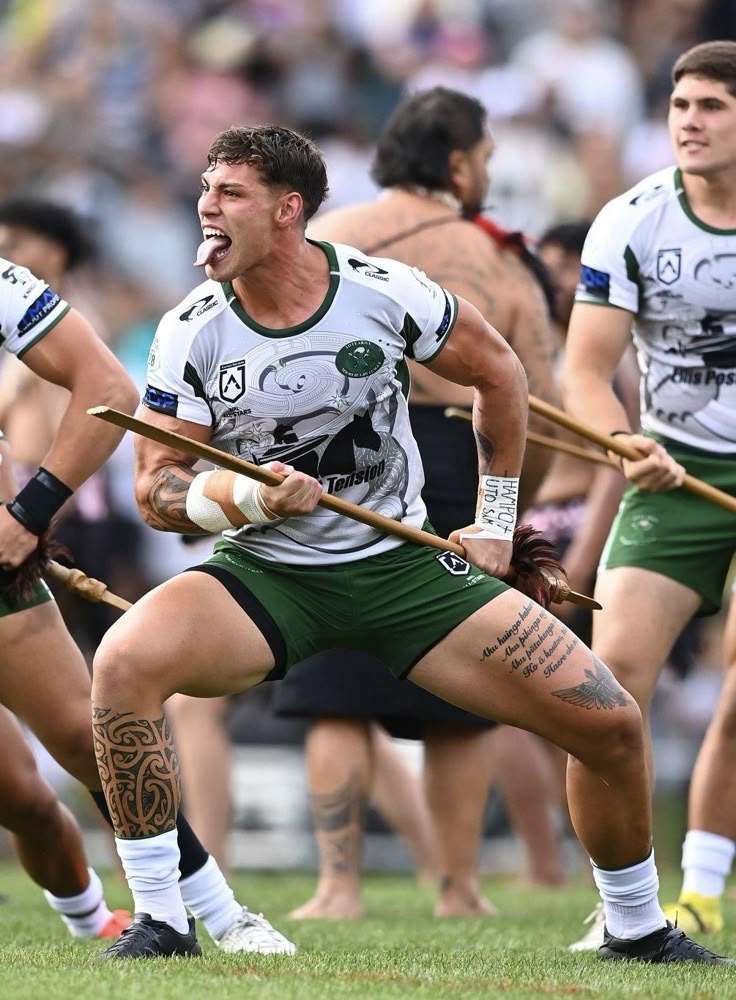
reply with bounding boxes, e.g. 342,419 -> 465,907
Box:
21,307 -> 139,489
134,406 -> 323,533
564,302 -> 684,491
425,296 -> 528,577
0,437 -> 17,504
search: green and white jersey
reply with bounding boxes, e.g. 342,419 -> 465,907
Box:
144,240 -> 459,564
0,257 -> 69,359
576,166 -> 736,453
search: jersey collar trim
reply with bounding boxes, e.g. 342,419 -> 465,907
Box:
222,240 -> 340,338
674,167 -> 736,235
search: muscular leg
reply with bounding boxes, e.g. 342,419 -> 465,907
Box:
592,567 -> 700,786
290,719 -> 371,920
0,704 -> 89,897
489,726 -> 567,887
664,595 -> 736,932
423,725 -> 497,917
92,572 -> 276,933
167,694 -> 232,871
689,597 -> 736,837
408,589 -> 680,946
370,724 -> 438,885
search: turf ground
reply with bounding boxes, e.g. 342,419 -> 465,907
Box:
2,863 -> 736,998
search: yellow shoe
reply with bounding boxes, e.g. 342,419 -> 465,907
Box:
662,892 -> 724,935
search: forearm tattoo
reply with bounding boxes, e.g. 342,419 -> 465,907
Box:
144,465 -> 202,533
473,427 -> 495,473
92,707 -> 180,838
310,772 -> 365,876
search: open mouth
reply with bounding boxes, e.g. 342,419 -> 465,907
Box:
195,229 -> 232,267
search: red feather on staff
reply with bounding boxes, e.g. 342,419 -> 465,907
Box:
0,530 -> 67,609
506,523 -> 568,610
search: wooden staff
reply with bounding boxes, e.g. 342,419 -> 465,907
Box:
444,407 -> 616,468
527,395 -> 736,515
88,406 -> 599,610
46,559 -> 132,612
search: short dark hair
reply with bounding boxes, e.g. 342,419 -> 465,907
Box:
371,87 -> 487,190
0,198 -> 94,269
207,124 -> 329,222
538,221 -> 591,257
672,41 -> 736,97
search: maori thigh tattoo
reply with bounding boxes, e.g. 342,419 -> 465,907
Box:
551,655 -> 629,711
479,601 -> 580,680
92,707 -> 180,838
310,772 -> 365,876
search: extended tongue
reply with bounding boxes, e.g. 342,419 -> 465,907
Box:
195,235 -> 230,267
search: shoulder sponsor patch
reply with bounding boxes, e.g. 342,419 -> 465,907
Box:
143,384 -> 179,416
579,265 -> 611,301
347,257 -> 389,281
435,291 -> 453,340
17,287 -> 62,335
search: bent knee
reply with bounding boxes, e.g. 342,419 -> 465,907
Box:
576,700 -> 645,769
93,624 -> 166,703
0,776 -> 61,833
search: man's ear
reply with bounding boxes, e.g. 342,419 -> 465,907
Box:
448,148 -> 469,191
276,191 -> 304,227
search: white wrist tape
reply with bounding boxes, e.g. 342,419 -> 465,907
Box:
460,475 -> 519,542
185,470 -> 274,534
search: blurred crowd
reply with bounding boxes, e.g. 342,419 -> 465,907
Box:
0,0 -> 733,871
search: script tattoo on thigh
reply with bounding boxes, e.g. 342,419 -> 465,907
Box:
551,655 -> 629,710
479,600 -> 580,680
310,772 -> 365,876
92,707 -> 180,838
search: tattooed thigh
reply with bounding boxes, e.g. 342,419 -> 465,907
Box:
477,602 -> 630,708
92,707 -> 179,838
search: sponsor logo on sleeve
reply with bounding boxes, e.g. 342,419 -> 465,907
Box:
348,257 -> 390,281
579,265 -> 611,301
17,287 -> 62,335
179,294 -> 216,321
656,248 -> 682,285
219,360 -> 246,402
434,291 -> 453,341
143,384 -> 179,416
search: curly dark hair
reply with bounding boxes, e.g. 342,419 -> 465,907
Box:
371,87 -> 487,191
206,124 -> 329,222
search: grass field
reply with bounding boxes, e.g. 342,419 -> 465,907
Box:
2,863 -> 736,998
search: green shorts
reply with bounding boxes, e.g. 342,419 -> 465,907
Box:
600,436 -> 736,614
191,537 -> 509,679
0,578 -> 53,618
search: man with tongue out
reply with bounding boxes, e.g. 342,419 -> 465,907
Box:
90,122 -> 730,964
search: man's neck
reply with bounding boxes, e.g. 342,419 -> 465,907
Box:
680,167 -> 736,228
393,186 -> 464,214
231,239 -> 330,328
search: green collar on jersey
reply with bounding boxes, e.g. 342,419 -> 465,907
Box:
675,167 -> 736,235
222,240 -> 340,338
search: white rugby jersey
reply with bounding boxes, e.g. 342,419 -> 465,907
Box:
0,258 -> 69,360
576,166 -> 736,453
144,240 -> 458,564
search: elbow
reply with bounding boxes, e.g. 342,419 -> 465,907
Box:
95,361 -> 139,416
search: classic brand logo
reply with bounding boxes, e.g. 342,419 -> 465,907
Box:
335,340 -> 385,378
656,248 -> 681,285
180,295 -> 216,321
348,257 -> 390,281
219,360 -> 246,402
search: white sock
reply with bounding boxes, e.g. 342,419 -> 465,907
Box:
179,854 -> 242,940
592,850 -> 666,940
44,867 -> 112,938
681,829 -> 735,898
115,829 -> 189,934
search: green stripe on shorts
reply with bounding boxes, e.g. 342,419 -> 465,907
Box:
0,578 -> 53,617
600,435 -> 736,614
204,533 -> 508,679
